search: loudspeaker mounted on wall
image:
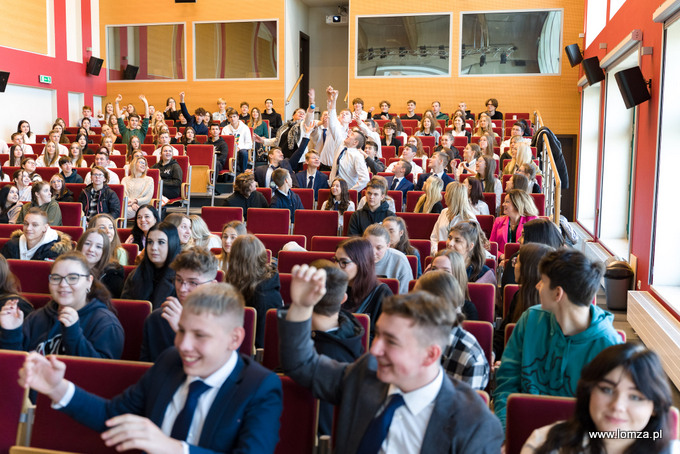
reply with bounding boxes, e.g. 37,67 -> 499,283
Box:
615,66 -> 651,109
582,57 -> 605,86
124,65 -> 139,80
564,44 -> 583,67
86,57 -> 104,76
0,71 -> 8,92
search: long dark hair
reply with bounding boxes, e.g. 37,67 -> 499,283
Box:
130,204 -> 160,248
8,145 -> 24,166
522,218 -> 564,248
480,156 -> 497,193
126,222 -> 180,300
325,178 -> 350,213
512,243 -> 553,323
450,221 -> 486,280
0,186 -> 19,218
383,216 -> 416,256
31,181 -> 50,205
338,237 -> 378,307
536,343 -> 672,454
467,176 -> 485,206
0,255 -> 20,294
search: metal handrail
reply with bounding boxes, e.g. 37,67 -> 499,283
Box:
533,111 -> 561,224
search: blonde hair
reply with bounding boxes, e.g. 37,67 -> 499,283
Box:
505,143 -> 533,175
42,141 -> 59,166
188,215 -> 215,249
129,156 -> 148,178
473,113 -> 494,137
414,177 -> 443,213
507,189 -> 539,217
444,181 -> 476,224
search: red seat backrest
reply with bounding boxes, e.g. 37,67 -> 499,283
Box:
378,277 -> 399,295
462,320 -> 493,368
201,206 -> 243,232
293,210 -> 338,245
398,212 -> 439,239
506,394 -> 576,454
277,251 -> 335,273
467,282 -> 495,324
291,188 -> 314,210
255,234 -> 306,257
0,351 -> 28,454
31,356 -> 152,454
8,259 -> 52,293
111,299 -> 152,361
310,236 -> 348,252
247,208 -> 290,234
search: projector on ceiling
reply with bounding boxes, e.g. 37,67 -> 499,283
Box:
326,14 -> 348,25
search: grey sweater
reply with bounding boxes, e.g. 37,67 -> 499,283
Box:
374,248 -> 413,294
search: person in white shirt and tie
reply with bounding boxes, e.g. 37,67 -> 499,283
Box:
415,151 -> 455,191
326,86 -> 370,192
320,88 -> 352,170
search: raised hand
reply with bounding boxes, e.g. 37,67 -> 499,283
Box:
102,414 -> 183,454
115,94 -> 123,103
161,297 -> 182,333
139,94 -> 148,103
58,306 -> 79,328
0,298 -> 23,330
18,353 -> 69,401
179,92 -> 185,103
289,264 -> 326,309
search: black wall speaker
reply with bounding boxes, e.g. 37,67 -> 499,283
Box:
0,71 -> 8,92
86,57 -> 103,76
124,65 -> 139,80
582,57 -> 605,85
615,66 -> 651,109
565,44 -> 583,67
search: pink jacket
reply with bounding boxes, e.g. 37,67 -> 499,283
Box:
489,215 -> 538,254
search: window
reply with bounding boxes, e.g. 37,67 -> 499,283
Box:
652,17 -> 680,289
106,24 -> 186,81
599,51 -> 638,260
194,21 -> 278,79
356,14 -> 451,77
576,83 -> 601,235
460,10 -> 563,75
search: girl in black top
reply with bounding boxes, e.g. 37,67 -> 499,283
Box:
77,228 -> 125,298
121,222 -> 180,309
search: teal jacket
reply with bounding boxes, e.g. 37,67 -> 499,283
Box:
493,304 -> 621,430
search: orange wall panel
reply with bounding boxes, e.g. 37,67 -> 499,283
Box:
348,0 -> 584,135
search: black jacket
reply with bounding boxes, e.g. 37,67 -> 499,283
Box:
100,263 -> 125,299
121,265 -> 176,310
223,191 -> 269,221
78,184 -> 121,220
312,310 -> 364,435
261,109 -> 283,134
343,282 -> 392,340
347,201 -> 395,236
247,272 -> 283,349
206,137 -> 230,173
61,171 -> 84,184
152,159 -> 183,199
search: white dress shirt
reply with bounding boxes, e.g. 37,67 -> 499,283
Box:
380,368 -> 444,454
321,108 -> 349,167
329,146 -> 370,192
160,350 -> 238,446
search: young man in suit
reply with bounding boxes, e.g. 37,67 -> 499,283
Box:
385,144 -> 423,181
389,160 -> 414,205
279,264 -> 503,453
140,248 -> 218,362
295,150 -> 329,201
415,151 -> 455,191
254,146 -> 295,189
19,283 -> 283,454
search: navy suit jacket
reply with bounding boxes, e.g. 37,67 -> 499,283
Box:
254,160 -> 296,189
415,172 -> 455,191
295,170 -> 329,200
390,177 -> 414,203
60,348 -> 283,454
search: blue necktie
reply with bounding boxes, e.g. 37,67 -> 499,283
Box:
357,394 -> 405,454
390,178 -> 399,191
334,200 -> 339,210
308,175 -> 314,188
323,128 -> 327,143
170,380 -> 211,441
336,147 -> 347,167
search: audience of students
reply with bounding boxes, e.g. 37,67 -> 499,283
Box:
223,172 -> 268,220
364,224 -> 413,294
217,220 -> 247,274
0,185 -> 22,224
413,175 -> 444,214
88,213 -> 128,266
430,181 -> 477,255
76,228 -> 125,298
17,181 -> 62,226
448,221 -> 496,284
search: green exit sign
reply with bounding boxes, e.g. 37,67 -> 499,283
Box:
39,75 -> 51,84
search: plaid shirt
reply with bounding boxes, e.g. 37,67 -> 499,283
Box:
441,325 -> 490,390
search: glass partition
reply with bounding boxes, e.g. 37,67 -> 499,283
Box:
194,21 -> 278,79
460,10 -> 563,75
356,14 -> 451,77
106,24 -> 186,81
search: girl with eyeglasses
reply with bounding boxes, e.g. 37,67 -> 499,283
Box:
0,251 -> 124,359
335,237 -> 393,339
